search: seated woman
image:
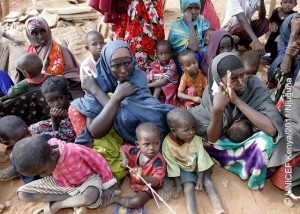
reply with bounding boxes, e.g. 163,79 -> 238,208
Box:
268,13 -> 300,85
168,0 -> 210,77
13,17 -> 83,99
69,40 -> 174,204
190,52 -> 285,190
201,29 -> 235,76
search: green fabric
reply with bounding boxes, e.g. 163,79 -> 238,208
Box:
93,128 -> 127,180
7,79 -> 39,98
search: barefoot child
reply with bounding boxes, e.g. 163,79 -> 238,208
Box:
147,40 -> 179,106
12,135 -> 117,213
162,108 -> 224,214
177,50 -> 207,109
80,31 -> 105,81
0,53 -> 50,103
29,76 -> 76,142
111,122 -> 166,209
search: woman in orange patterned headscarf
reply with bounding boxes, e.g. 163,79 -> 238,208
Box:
15,17 -> 83,99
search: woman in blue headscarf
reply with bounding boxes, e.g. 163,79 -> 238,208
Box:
168,0 -> 210,76
268,13 -> 300,84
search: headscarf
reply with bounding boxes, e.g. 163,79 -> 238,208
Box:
268,13 -> 300,83
25,17 -> 64,75
190,52 -> 284,147
168,0 -> 210,57
72,40 -> 174,143
201,29 -> 234,75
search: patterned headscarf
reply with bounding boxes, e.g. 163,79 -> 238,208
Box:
25,17 -> 51,47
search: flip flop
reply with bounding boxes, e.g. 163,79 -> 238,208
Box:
0,166 -> 19,182
113,195 -> 146,214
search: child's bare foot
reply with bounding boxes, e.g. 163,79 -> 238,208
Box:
172,183 -> 182,199
158,178 -> 172,201
0,166 -> 18,181
102,180 -> 122,206
0,201 -> 11,213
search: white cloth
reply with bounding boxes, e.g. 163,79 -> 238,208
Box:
222,0 -> 261,30
79,54 -> 97,82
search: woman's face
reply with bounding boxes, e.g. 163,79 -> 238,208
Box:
221,67 -> 247,96
30,28 -> 49,46
111,57 -> 134,83
185,3 -> 200,20
217,36 -> 233,54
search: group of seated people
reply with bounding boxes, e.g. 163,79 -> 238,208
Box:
0,0 -> 300,213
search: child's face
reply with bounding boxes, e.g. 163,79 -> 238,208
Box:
86,33 -> 105,61
38,158 -> 57,177
217,36 -> 233,54
5,123 -> 30,148
111,57 -> 134,83
172,118 -> 195,144
204,29 -> 214,45
157,45 -> 172,66
281,0 -> 297,13
180,53 -> 199,78
136,130 -> 160,159
244,63 -> 258,75
44,91 -> 68,110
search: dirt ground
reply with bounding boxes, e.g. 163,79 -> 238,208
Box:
1,0 -> 300,214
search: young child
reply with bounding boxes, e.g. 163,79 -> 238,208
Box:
110,122 -> 166,209
80,31 -> 105,81
147,40 -> 179,106
203,28 -> 216,48
0,115 -> 39,183
29,76 -> 76,142
226,118 -> 254,143
0,53 -> 49,103
12,135 -> 117,213
265,0 -> 297,62
177,49 -> 207,109
242,50 -> 262,80
162,108 -> 224,214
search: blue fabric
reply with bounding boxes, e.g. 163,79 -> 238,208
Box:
168,0 -> 210,57
0,70 -> 14,96
72,40 -> 173,144
268,13 -> 300,84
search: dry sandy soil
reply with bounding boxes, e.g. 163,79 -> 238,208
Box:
1,0 -> 300,214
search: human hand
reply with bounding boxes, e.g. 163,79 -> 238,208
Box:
212,85 -> 230,112
129,167 -> 142,182
285,41 -> 300,59
220,70 -> 240,105
192,96 -> 202,104
183,10 -> 193,24
290,15 -> 300,36
81,75 -> 99,94
50,108 -> 67,118
113,81 -> 137,101
120,158 -> 129,168
252,40 -> 265,55
270,22 -> 278,33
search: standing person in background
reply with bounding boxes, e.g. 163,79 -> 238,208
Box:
199,0 -> 220,29
90,0 -> 165,71
222,0 -> 268,55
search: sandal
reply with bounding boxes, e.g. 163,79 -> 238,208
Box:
0,166 -> 19,182
32,202 -> 51,214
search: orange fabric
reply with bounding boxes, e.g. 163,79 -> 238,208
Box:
27,41 -> 65,76
178,70 -> 207,97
